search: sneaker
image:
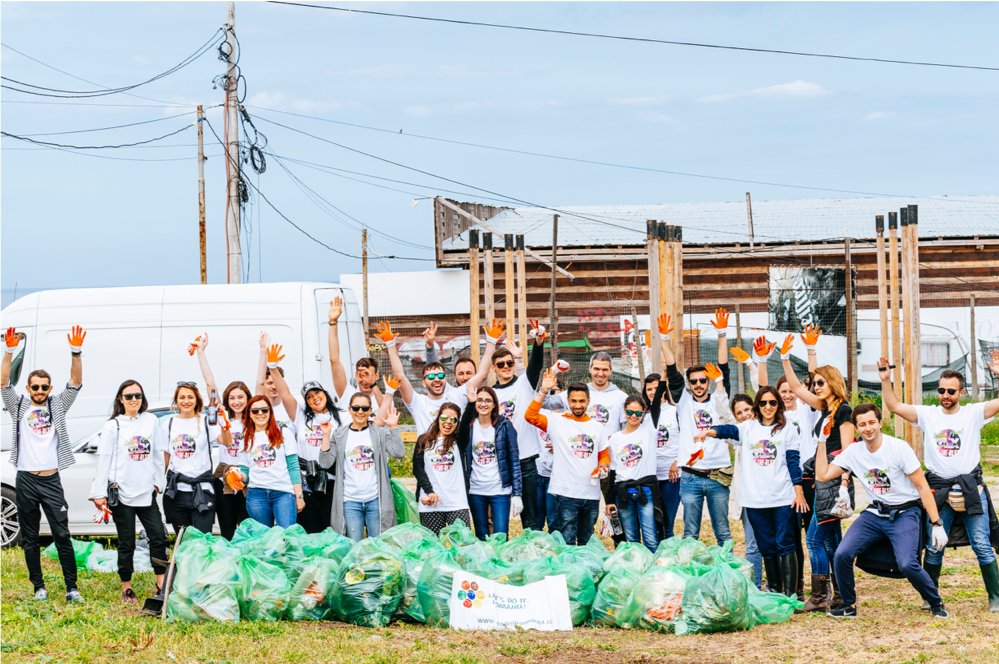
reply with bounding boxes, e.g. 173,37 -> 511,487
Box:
930,604 -> 949,618
34,588 -> 48,601
65,589 -> 83,603
827,604 -> 857,618
122,588 -> 138,604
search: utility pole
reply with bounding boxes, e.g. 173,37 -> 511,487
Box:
745,192 -> 755,249
361,229 -> 369,336
224,1 -> 242,284
197,104 -> 207,284
549,215 -> 560,364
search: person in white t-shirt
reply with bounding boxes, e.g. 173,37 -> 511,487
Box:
606,395 -> 662,553
412,403 -> 472,534
555,351 -> 627,436
327,297 -> 387,420
416,320 -> 497,405
161,382 -> 217,536
526,369 -> 611,546
816,403 -> 949,619
723,392 -> 763,590
642,373 -> 680,542
878,358 -> 999,613
255,334 -> 296,431
89,380 -> 168,604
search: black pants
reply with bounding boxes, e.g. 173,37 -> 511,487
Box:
213,479 -> 247,540
162,489 -> 216,535
298,484 -> 334,534
16,471 -> 77,591
109,499 -> 168,582
519,457 -> 540,531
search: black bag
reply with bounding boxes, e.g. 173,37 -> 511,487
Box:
106,420 -> 121,507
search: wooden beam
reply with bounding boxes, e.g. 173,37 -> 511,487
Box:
669,225 -> 684,369
516,235 -> 529,354
504,234 -> 516,343
905,204 -> 923,458
549,215 -> 560,363
632,307 -> 646,382
845,237 -> 858,396
735,303 -> 744,394
888,211 -> 903,438
970,293 -> 978,400
875,216 -> 889,362
483,232 -> 495,323
647,220 -> 662,374
468,230 -> 481,365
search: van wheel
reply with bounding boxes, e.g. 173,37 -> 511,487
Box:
1,486 -> 20,548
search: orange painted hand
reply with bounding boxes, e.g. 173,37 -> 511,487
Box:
374,321 -> 398,347
753,335 -> 775,360
779,334 -> 794,359
818,414 -> 835,444
186,333 -> 207,356
5,327 -> 20,350
730,347 -> 752,364
92,504 -> 113,524
801,324 -> 822,347
657,313 -> 674,337
590,465 -> 609,482
266,343 -> 285,368
225,466 -> 246,492
217,408 -> 231,431
704,362 -> 723,383
687,448 -> 705,466
483,319 -> 506,345
383,374 -> 401,394
710,307 -> 729,332
67,325 -> 86,352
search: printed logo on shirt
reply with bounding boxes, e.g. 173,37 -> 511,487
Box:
126,435 -> 152,461
864,468 -> 891,495
305,424 -> 323,448
569,433 -> 596,459
657,425 -> 671,448
750,439 -> 777,467
617,443 -> 644,468
431,445 -> 455,472
251,443 -> 277,468
27,408 -> 53,435
539,429 -> 553,453
589,404 -> 610,424
693,409 -> 713,429
171,433 -> 197,459
348,444 -> 375,471
473,440 -> 497,466
225,431 -> 243,458
500,399 -> 517,420
933,429 -> 961,457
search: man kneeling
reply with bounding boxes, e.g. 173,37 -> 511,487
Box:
815,403 -> 949,618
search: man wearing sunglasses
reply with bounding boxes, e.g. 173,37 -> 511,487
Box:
878,357 -> 999,612
421,321 -> 481,390
2,325 -> 86,602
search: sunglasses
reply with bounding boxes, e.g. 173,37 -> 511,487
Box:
625,409 -> 645,417
121,393 -> 143,401
438,415 -> 458,424
494,360 -> 515,369
759,399 -> 779,407
937,387 -> 959,396
249,407 -> 271,415
690,378 -> 709,385
29,384 -> 51,392
424,372 -> 446,381
351,405 -> 372,413
176,381 -> 198,389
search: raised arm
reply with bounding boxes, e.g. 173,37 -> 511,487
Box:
877,356 -> 918,424
658,315 -> 686,403
525,322 -> 547,389
525,369 -> 557,433
2,327 -> 21,389
191,333 -> 218,396
648,377 -> 669,425
328,296 -> 348,399
374,321 -> 415,404
802,325 -> 821,373
265,343 -> 299,422
711,306 -> 729,368
422,322 -> 440,364
779,335 -> 822,410
255,331 -> 270,396
457,387 -> 478,445
67,325 -> 84,388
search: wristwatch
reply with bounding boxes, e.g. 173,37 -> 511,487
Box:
931,519 -> 943,527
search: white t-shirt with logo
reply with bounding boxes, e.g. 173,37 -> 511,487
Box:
341,427 -> 379,503
833,434 -> 921,514
654,403 -> 680,480
493,375 -> 541,460
420,436 -> 470,512
215,419 -> 246,462
469,420 -> 509,496
787,404 -> 820,463
162,415 -> 217,491
557,383 -> 627,438
17,403 -> 58,471
92,413 -> 168,506
407,391 -> 467,437
676,390 -> 731,470
914,403 -> 986,478
544,411 -> 610,501
732,419 -> 801,509
608,420 -> 658,483
295,404 -> 336,463
242,426 -> 298,493
537,429 -> 554,477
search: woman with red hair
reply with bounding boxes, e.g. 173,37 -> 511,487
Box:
226,394 -> 304,527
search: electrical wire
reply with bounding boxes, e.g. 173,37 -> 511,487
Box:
267,2 -> 999,72
1,125 -> 194,150
17,110 -> 202,137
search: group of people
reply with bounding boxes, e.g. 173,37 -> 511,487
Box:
4,302 -> 998,621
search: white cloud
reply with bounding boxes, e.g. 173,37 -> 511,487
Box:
700,80 -> 829,103
863,111 -> 897,123
246,91 -> 345,114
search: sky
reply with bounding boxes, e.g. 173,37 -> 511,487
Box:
2,1 -> 998,302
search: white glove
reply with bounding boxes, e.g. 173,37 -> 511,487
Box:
528,324 -> 547,340
931,524 -> 948,552
818,415 -> 834,444
511,496 -> 523,519
554,359 -> 570,373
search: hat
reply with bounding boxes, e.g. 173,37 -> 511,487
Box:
301,381 -> 324,398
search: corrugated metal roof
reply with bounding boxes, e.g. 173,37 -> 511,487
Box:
441,195 -> 999,250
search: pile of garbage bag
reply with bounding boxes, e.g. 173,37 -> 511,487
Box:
164,520 -> 801,633
43,536 -> 161,574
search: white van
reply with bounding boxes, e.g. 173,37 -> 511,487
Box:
0,282 -> 366,544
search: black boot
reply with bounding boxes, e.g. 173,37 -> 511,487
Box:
922,562 -> 942,611
763,557 -> 783,594
779,552 -> 799,602
981,561 -> 999,613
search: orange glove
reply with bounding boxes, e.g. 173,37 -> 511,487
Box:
266,343 -> 285,368
186,333 -> 207,356
801,324 -> 822,347
67,325 -> 86,353
225,466 -> 246,492
483,319 -> 506,345
818,414 -> 835,444
710,307 -> 729,333
4,327 -> 21,351
704,362 -> 723,384
383,374 -> 401,395
686,448 -> 704,466
730,347 -> 752,365
217,408 -> 232,432
753,336 -> 775,361
374,321 -> 398,347
590,465 -> 609,483
657,313 -> 674,338
779,334 -> 794,360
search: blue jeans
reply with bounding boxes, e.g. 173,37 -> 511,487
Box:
746,505 -> 797,558
468,493 -> 511,541
618,486 -> 659,553
245,488 -> 297,528
553,494 -> 600,546
834,509 -> 942,609
742,510 -> 763,588
344,498 -> 381,541
806,512 -> 830,575
680,472 -> 731,544
924,489 -> 996,565
659,479 -> 681,540
537,475 -> 557,531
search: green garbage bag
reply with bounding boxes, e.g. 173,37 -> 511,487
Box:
475,556 -> 524,586
707,541 -> 754,582
603,541 -> 653,576
499,529 -> 559,564
590,567 -> 640,627
286,557 -> 340,621
620,567 -> 688,632
230,518 -> 271,548
452,540 -> 494,568
391,478 -> 420,525
747,584 -> 802,625
284,528 -> 353,579
522,553 -> 596,626
439,519 -> 478,549
673,560 -> 753,635
416,547 -> 464,627
396,537 -> 445,622
485,532 -> 508,554
43,538 -> 102,569
379,522 -> 437,552
236,556 -> 291,621
652,537 -> 712,573
566,539 -> 609,586
332,538 -> 404,627
166,535 -> 240,622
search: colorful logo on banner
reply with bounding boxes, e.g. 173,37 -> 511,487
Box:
456,579 -> 488,609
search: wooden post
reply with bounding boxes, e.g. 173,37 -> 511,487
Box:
658,221 -> 668,318
483,233 -> 495,323
970,294 -> 979,400
516,235 -> 528,354
647,220 -> 662,374
888,211 -> 903,437
735,303 -> 744,393
899,207 -> 912,444
503,234 -> 516,342
875,216 -> 889,361
197,104 -> 207,284
361,229 -> 369,337
901,205 -> 923,457
745,192 -> 755,249
632,307 -> 646,382
468,230 -> 481,365
669,225 -> 684,369
845,237 -> 858,396
224,2 -> 242,284
549,216 -> 560,363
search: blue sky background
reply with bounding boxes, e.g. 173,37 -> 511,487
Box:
3,1 -> 997,302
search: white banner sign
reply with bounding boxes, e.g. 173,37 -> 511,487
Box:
448,572 -> 572,631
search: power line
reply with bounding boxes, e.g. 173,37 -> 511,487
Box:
1,125 -> 194,150
267,2 -> 999,72
17,110 -> 207,137
2,142 -> 221,163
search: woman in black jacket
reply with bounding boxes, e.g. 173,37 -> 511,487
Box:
458,385 -> 522,540
412,403 -> 472,535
